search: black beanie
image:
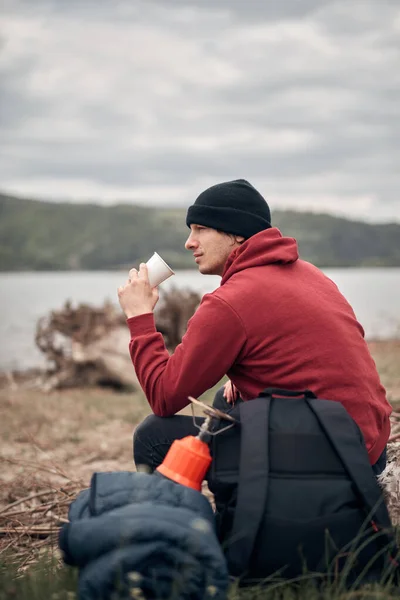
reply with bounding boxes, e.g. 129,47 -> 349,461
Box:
186,179 -> 271,239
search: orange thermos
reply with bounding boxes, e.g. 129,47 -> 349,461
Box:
156,434 -> 212,491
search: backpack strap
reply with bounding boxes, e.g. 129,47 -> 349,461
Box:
260,388 -> 317,399
306,399 -> 396,546
226,396 -> 271,577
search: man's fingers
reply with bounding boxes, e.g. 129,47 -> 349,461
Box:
128,268 -> 138,280
223,380 -> 232,395
223,390 -> 233,403
223,380 -> 236,404
129,264 -> 150,283
138,263 -> 149,280
117,280 -> 131,296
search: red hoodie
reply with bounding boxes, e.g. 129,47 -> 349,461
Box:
127,228 -> 391,464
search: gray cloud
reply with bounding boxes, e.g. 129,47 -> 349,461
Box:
148,0 -> 334,22
0,0 -> 399,221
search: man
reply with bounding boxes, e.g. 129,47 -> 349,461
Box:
118,179 -> 391,475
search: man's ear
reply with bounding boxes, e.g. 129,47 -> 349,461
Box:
235,235 -> 245,244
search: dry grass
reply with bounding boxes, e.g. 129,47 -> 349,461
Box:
368,339 -> 400,406
0,387 -> 145,570
0,340 -> 399,571
0,379 -> 219,570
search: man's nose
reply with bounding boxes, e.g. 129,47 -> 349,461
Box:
185,232 -> 197,250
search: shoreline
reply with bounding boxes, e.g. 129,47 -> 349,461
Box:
1,335 -> 399,371
1,336 -> 399,370
1,337 -> 399,393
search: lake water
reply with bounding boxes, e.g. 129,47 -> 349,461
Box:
0,268 -> 399,371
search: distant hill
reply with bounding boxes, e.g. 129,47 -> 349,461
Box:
1,192 -> 399,271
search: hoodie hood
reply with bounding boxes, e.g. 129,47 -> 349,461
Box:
221,227 -> 299,285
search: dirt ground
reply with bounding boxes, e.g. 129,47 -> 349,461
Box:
0,339 -> 399,496
0,378 -> 222,512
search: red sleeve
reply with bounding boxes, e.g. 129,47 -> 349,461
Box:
127,294 -> 246,416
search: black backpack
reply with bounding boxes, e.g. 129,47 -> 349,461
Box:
207,388 -> 399,586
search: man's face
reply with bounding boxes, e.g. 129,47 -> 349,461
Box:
185,224 -> 242,276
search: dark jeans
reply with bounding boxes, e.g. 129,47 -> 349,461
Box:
371,447 -> 387,476
133,386 -> 230,473
133,386 -> 387,477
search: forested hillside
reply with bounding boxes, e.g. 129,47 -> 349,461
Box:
1,192 -> 399,270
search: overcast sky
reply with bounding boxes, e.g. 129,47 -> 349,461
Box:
1,0 -> 399,223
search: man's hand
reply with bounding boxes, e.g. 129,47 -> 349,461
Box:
223,379 -> 239,404
118,263 -> 159,319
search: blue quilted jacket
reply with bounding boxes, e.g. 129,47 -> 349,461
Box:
59,471 -> 229,600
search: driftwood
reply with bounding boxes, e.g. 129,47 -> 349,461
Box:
34,288 -> 201,391
378,411 -> 400,526
155,286 -> 200,350
379,443 -> 400,527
